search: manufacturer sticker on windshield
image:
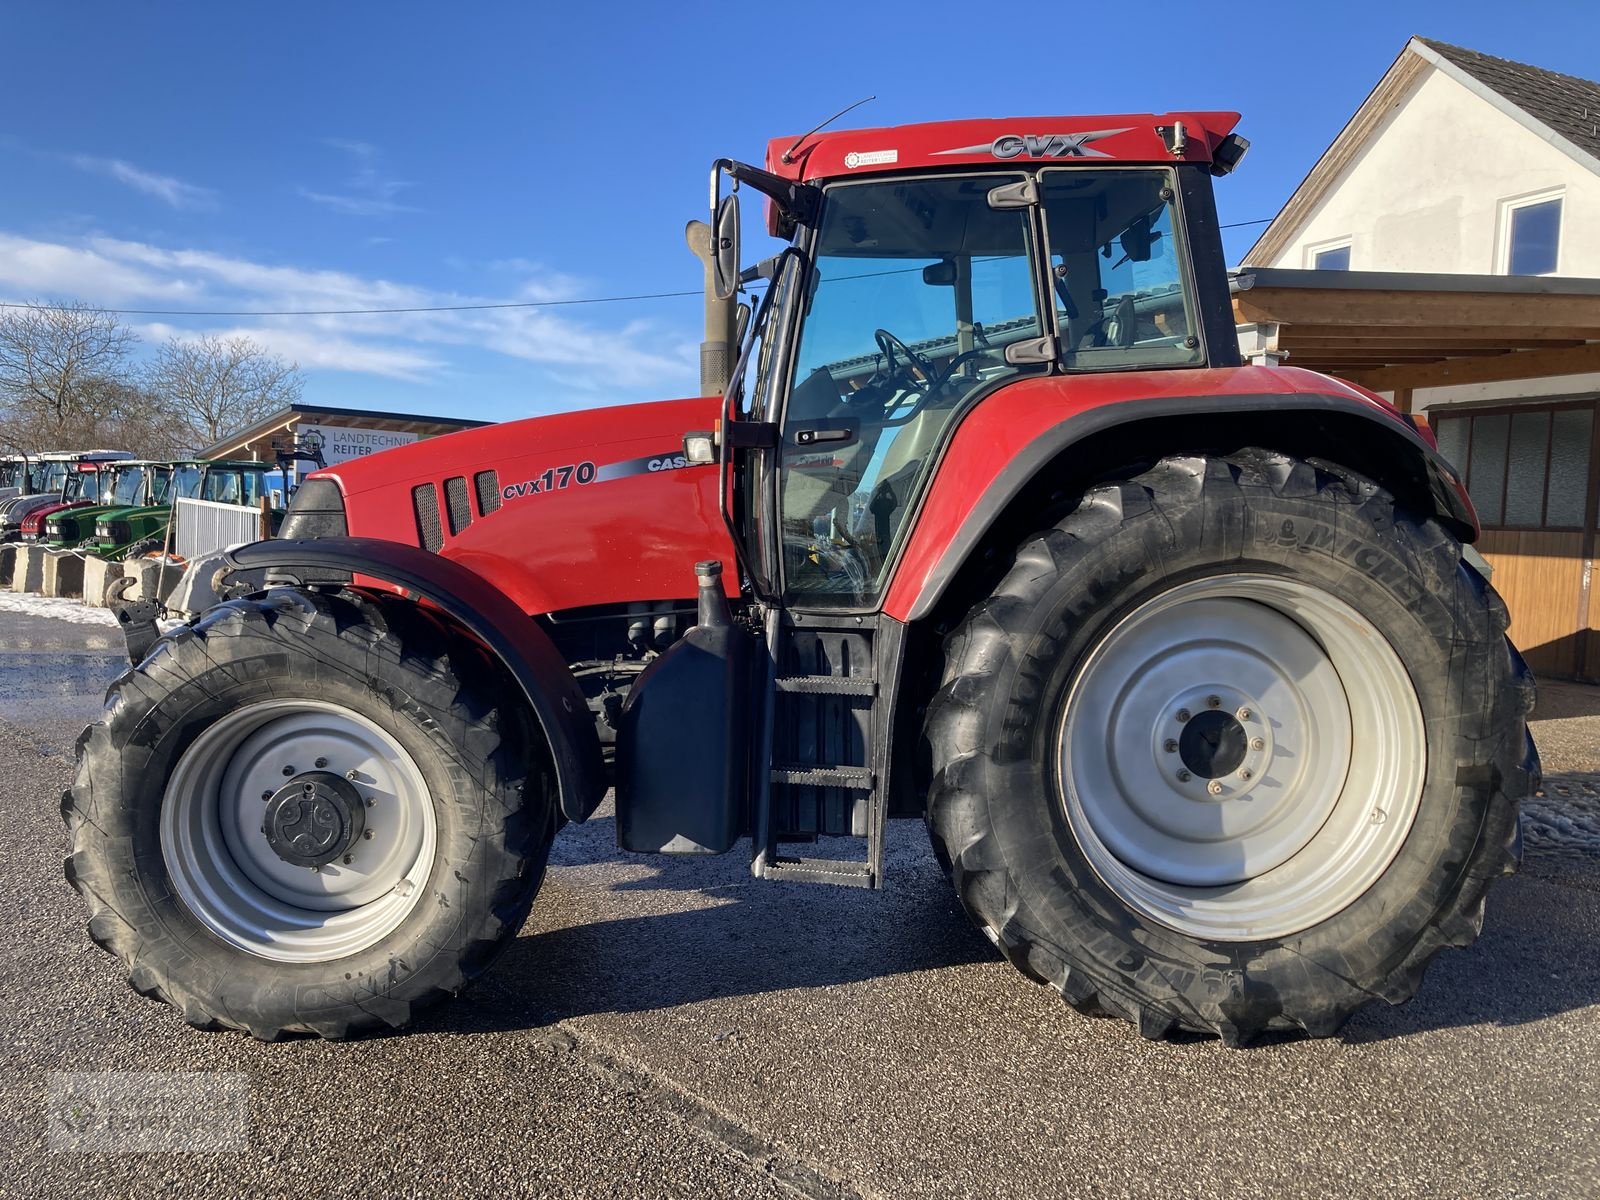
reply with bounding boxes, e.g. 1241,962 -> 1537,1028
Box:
843,149 -> 898,169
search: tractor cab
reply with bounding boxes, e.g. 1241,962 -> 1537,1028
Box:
625,115 -> 1252,881
0,457 -> 26,500
695,114 -> 1246,611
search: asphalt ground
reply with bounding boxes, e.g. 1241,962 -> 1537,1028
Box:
2,600 -> 1598,1199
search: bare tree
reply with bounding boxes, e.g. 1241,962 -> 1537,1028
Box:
145,334 -> 303,447
0,302 -> 138,447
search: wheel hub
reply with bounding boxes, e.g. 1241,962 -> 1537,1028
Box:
262,772 -> 366,868
1177,709 -> 1248,779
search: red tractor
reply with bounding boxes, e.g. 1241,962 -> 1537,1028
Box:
67,112 -> 1536,1045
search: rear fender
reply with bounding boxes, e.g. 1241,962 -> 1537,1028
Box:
225,536 -> 606,823
884,388 -> 1476,624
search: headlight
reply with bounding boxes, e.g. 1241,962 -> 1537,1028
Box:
96,522 -> 110,536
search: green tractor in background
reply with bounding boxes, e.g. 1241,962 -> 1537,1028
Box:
55,458 -> 284,558
47,460 -> 174,556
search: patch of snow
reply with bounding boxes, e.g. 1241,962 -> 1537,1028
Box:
0,591 -> 118,626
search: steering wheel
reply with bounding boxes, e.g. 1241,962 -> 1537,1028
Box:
874,328 -> 935,388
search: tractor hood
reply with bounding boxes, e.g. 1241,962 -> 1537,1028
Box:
305,395 -> 733,616
0,492 -> 64,528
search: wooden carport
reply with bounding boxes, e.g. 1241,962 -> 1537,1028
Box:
1231,268 -> 1600,679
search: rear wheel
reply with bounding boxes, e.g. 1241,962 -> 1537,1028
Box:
65,588 -> 556,1039
925,449 -> 1536,1043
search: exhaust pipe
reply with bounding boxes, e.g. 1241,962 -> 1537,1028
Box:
686,219 -> 736,397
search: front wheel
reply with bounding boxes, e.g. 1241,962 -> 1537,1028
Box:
64,588 -> 557,1039
925,449 -> 1536,1043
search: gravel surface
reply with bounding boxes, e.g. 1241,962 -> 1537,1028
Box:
2,608 -> 1599,1199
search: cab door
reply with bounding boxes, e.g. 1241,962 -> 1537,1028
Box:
774,174 -> 1047,609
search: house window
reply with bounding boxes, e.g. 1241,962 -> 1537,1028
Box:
1310,243 -> 1351,271
1500,192 -> 1562,275
1433,402 -> 1594,529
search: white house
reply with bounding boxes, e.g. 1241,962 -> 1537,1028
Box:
1245,38 -> 1600,679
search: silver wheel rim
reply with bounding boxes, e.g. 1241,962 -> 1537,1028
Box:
162,699 -> 437,963
1058,574 -> 1425,942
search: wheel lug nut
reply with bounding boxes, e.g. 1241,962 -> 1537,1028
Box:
363,829 -> 374,840
1250,737 -> 1265,751
315,756 -> 328,769
282,765 -> 295,776
1176,709 -> 1191,723
1163,739 -> 1179,753
1238,768 -> 1252,781
1206,695 -> 1221,709
308,865 -> 321,873
1208,780 -> 1223,796
343,854 -> 354,865
261,790 -> 272,801
364,797 -> 375,808
346,769 -> 360,781
1176,769 -> 1191,782
1236,707 -> 1251,721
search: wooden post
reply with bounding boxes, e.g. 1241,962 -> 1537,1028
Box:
259,495 -> 272,541
1393,387 -> 1414,414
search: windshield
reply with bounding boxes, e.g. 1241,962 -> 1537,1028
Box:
150,466 -> 175,505
779,174 -> 1044,604
110,466 -> 147,506
37,461 -> 70,495
0,462 -> 19,489
63,470 -> 95,502
1040,168 -> 1201,368
172,464 -> 203,500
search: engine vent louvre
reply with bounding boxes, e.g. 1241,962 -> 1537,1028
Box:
444,475 -> 472,535
474,469 -> 501,515
412,483 -> 443,552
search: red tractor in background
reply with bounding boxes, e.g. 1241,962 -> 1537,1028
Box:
67,112 -> 1536,1046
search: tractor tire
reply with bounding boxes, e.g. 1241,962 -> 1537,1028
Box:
925,448 -> 1537,1044
122,537 -> 161,559
64,587 -> 557,1040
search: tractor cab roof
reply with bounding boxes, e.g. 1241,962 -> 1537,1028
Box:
38,449 -> 134,463
765,111 -> 1244,186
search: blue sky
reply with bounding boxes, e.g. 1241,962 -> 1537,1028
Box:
2,1 -> 1593,423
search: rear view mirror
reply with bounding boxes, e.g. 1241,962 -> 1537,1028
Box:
922,259 -> 957,286
712,193 -> 741,301
1120,214 -> 1156,263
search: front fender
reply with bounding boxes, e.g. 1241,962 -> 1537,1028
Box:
225,536 -> 606,823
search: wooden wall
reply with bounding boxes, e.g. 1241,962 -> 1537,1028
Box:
1477,529 -> 1590,678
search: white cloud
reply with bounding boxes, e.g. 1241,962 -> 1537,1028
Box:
298,188 -> 418,217
301,139 -> 419,217
65,154 -> 216,210
134,321 -> 443,381
0,230 -> 697,397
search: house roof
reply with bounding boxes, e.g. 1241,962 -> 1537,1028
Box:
1230,267 -> 1600,395
197,402 -> 489,460
1245,37 -> 1600,266
1418,38 -> 1600,162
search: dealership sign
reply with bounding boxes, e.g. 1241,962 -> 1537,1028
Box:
297,424 -> 419,468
